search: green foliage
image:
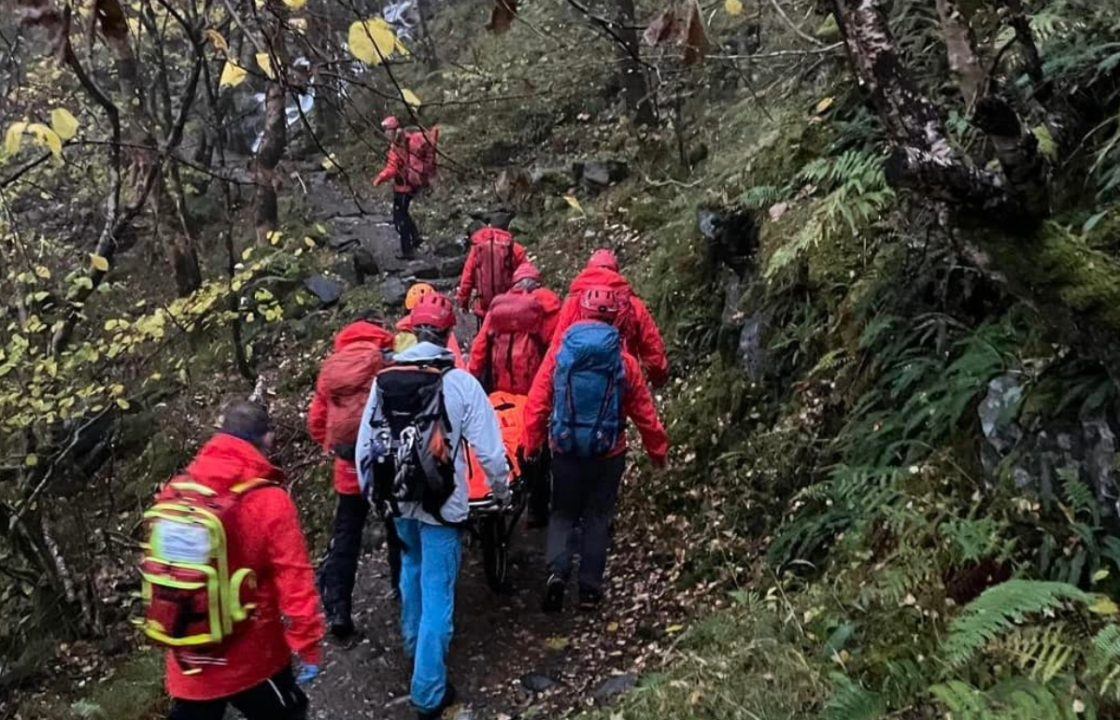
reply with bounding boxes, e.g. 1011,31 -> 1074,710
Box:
930,678 -> 1085,720
942,580 -> 1091,669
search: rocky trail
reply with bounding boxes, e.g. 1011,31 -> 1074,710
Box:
296,172 -> 686,720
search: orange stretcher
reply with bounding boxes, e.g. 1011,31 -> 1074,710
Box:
464,391 -> 529,592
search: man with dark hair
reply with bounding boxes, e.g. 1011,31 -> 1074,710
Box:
357,292 -> 510,720
157,401 -> 325,720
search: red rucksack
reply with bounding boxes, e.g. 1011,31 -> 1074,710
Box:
471,228 -> 517,314
318,341 -> 387,460
405,127 -> 439,190
485,291 -> 546,394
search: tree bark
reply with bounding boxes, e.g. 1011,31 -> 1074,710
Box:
615,0 -> 656,127
254,6 -> 288,245
935,0 -> 985,108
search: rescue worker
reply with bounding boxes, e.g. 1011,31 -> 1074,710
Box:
396,282 -> 466,367
552,249 -> 670,388
308,315 -> 397,638
522,288 -> 669,613
373,116 -> 422,259
467,260 -> 560,527
357,292 -> 510,720
165,402 -> 325,720
456,225 -> 528,318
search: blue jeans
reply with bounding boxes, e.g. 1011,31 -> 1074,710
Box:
394,518 -> 462,713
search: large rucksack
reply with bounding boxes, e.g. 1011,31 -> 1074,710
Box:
319,341 -> 387,461
365,359 -> 460,524
484,290 -> 546,394
549,322 -> 625,458
404,127 -> 439,190
470,228 -> 516,314
139,478 -> 273,650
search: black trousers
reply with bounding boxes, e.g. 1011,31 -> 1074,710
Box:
392,191 -> 419,257
319,494 -> 403,620
169,667 -> 307,720
545,454 -> 626,593
524,449 -> 552,523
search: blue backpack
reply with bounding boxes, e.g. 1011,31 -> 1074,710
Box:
550,322 -> 624,458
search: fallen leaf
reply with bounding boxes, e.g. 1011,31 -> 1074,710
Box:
50,108 -> 79,141
219,61 -> 247,87
90,254 -> 110,272
563,195 -> 584,214
348,18 -> 401,65
768,201 -> 789,222
815,96 -> 835,114
26,123 -> 63,160
400,88 -> 422,107
283,0 -> 307,7
725,0 -> 743,15
204,28 -> 228,53
256,52 -> 275,80
5,122 -> 27,157
665,624 -> 685,634
486,0 -> 517,33
545,636 -> 570,651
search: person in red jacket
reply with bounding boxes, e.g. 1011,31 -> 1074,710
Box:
456,226 -> 528,318
164,402 -> 325,720
307,316 -> 396,638
522,288 -> 669,613
551,249 -> 670,388
373,116 -> 421,259
511,261 -> 561,340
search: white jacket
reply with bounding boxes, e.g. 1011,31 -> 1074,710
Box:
356,342 -> 510,525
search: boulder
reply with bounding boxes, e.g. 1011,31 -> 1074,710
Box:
520,673 -> 561,693
303,275 -> 344,307
380,277 -> 409,307
575,160 -> 629,188
699,207 -> 758,278
531,166 -> 574,195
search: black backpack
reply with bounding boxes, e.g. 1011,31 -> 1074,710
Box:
365,359 -> 461,525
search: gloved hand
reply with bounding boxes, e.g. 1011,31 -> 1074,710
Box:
296,663 -> 320,686
492,484 -> 512,508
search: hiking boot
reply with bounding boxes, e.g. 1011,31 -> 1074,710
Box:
542,574 -> 565,613
329,615 -> 355,640
577,586 -> 603,612
416,682 -> 456,720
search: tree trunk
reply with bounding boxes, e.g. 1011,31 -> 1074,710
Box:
615,0 -> 656,127
254,7 -> 288,245
935,0 -> 985,108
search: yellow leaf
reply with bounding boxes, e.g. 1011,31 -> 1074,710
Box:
348,18 -> 401,65
49,109 -> 79,141
219,61 -> 247,88
283,0 -> 307,7
24,454 -> 38,468
544,636 -> 569,651
34,265 -> 51,280
815,96 -> 835,114
321,154 -> 340,172
1089,596 -> 1119,616
204,29 -> 229,53
26,123 -> 63,160
563,195 -> 584,214
90,254 -> 110,272
5,122 -> 27,157
725,0 -> 743,15
116,398 -> 130,410
256,52 -> 275,80
290,17 -> 308,34
304,236 -> 316,247
400,88 -> 422,107
665,624 -> 685,635
241,247 -> 254,260
267,230 -> 283,246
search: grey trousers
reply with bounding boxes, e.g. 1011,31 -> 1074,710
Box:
545,453 -> 626,592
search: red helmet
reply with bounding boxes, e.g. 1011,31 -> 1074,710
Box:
579,286 -> 619,321
512,261 -> 541,284
409,292 -> 456,331
587,249 -> 619,272
381,115 -> 401,131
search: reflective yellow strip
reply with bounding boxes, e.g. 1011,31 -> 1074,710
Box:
231,477 -> 272,494
169,481 -> 217,496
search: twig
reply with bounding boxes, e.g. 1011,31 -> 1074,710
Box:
767,0 -> 825,47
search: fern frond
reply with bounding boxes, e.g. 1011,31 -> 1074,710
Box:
822,675 -> 886,720
942,580 -> 1091,669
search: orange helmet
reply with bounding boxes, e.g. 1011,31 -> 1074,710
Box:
579,286 -> 619,321
409,292 -> 456,331
405,282 -> 435,310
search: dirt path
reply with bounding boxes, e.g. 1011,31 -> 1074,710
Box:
302,177 -> 684,720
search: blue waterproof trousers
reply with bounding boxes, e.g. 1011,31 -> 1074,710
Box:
393,518 -> 462,714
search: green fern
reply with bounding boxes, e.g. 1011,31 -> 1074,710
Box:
930,677 -> 1081,720
822,675 -> 886,720
942,580 -> 1091,669
994,623 -> 1077,683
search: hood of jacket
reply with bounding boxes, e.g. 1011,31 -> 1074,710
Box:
567,266 -> 632,294
333,320 -> 394,351
185,433 -> 284,491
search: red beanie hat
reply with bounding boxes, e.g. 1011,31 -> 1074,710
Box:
587,248 -> 619,272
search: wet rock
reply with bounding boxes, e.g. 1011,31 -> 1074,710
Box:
592,673 -> 637,703
380,277 -> 409,307
699,207 -> 758,278
353,247 -> 379,285
531,166 -> 574,195
430,237 -> 466,258
738,312 -> 768,381
575,160 -> 628,188
980,373 -> 1120,518
520,672 -> 561,693
304,275 -> 344,307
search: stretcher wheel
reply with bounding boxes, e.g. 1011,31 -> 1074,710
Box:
479,515 -> 512,594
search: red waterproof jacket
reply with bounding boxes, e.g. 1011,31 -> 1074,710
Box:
308,321 -> 395,495
469,287 -> 558,394
552,267 -> 670,388
163,434 -> 325,701
373,140 -> 414,194
456,234 -> 528,315
522,327 -> 669,465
